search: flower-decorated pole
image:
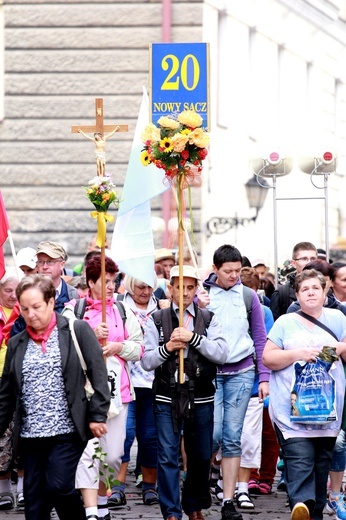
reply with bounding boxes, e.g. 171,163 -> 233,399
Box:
72,98 -> 127,338
177,176 -> 187,383
141,109 -> 209,384
85,176 -> 119,343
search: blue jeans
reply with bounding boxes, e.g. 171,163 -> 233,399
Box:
122,400 -> 136,463
330,428 -> 346,472
154,401 -> 213,520
212,369 -> 255,457
121,387 -> 157,468
275,426 -> 336,520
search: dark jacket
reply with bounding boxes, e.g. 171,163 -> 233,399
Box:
270,273 -> 296,321
151,304 -> 222,404
287,291 -> 346,315
0,313 -> 110,448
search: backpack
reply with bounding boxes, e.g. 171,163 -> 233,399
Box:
153,305 -> 213,348
152,304 -> 215,431
62,298 -> 127,329
278,282 -> 294,316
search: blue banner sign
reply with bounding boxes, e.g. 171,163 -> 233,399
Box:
150,42 -> 210,129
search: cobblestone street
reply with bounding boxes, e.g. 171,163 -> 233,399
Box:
0,466 -> 293,520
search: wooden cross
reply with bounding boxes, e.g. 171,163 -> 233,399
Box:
71,98 -> 128,136
72,98 -> 128,334
72,98 -> 128,177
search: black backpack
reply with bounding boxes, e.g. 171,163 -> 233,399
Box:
73,298 -> 126,328
152,304 -> 215,430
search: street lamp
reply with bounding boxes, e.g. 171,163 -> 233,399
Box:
245,175 -> 270,218
206,175 -> 270,236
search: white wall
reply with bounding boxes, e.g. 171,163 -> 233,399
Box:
202,0 -> 346,272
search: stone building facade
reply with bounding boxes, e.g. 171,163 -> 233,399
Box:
202,0 -> 346,271
0,0 -> 203,268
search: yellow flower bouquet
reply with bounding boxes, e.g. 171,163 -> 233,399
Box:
84,175 -> 119,248
85,175 -> 119,212
140,109 -> 209,188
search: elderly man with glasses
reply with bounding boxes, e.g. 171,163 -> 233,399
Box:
35,241 -> 79,312
3,242 -> 79,342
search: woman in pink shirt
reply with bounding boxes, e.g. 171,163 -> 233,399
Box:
74,255 -> 143,520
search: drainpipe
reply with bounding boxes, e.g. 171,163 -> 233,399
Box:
161,0 -> 172,247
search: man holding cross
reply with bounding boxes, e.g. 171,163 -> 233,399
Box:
141,265 -> 228,520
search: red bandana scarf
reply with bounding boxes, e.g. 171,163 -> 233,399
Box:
26,312 -> 57,354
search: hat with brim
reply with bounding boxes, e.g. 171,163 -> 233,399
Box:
16,247 -> 37,269
36,241 -> 67,260
170,265 -> 200,280
155,248 -> 175,262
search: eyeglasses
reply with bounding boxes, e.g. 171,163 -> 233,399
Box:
36,259 -> 62,267
293,257 -> 317,263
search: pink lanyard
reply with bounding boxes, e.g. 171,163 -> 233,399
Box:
183,312 -> 192,329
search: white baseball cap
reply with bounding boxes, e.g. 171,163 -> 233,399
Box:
252,258 -> 268,268
16,247 -> 37,269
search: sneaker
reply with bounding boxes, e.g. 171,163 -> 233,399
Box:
277,477 -> 287,492
135,473 -> 143,488
221,500 -> 243,520
17,491 -> 25,509
291,502 -> 310,520
108,489 -> 127,509
235,492 -> 255,509
325,501 -> 335,516
326,494 -> 346,520
248,478 -> 261,495
0,492 -> 14,510
259,481 -> 272,495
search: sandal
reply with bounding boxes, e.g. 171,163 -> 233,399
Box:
108,488 -> 127,509
259,481 -> 272,494
0,492 -> 14,511
235,491 -> 255,509
215,482 -> 223,501
248,478 -> 261,495
142,488 -> 159,505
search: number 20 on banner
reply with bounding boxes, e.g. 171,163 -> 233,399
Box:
150,43 -> 210,129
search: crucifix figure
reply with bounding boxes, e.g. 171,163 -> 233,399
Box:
71,98 -> 128,176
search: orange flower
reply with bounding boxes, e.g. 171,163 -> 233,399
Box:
171,133 -> 189,152
178,110 -> 203,128
157,116 -> 180,130
189,128 -> 210,148
141,123 -> 160,143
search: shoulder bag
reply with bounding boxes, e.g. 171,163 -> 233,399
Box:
68,319 -> 119,419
